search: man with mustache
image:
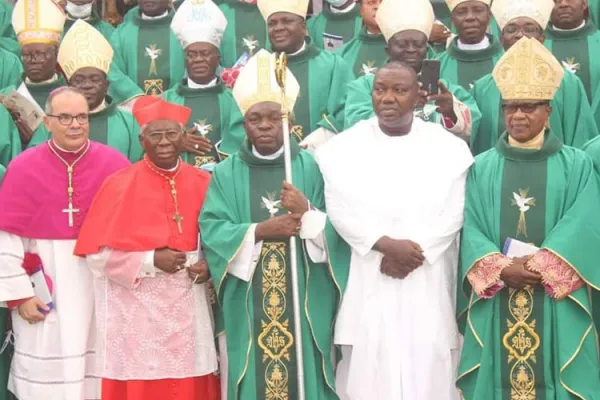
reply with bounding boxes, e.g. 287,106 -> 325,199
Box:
436,0 -> 504,89
470,0 -> 598,155
165,0 -> 245,169
307,0 -> 362,51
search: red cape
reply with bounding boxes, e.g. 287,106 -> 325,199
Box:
74,159 -> 211,255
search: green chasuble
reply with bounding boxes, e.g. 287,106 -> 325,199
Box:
123,0 -> 184,22
336,27 -> 388,78
27,97 -> 143,161
306,4 -> 362,51
471,71 -> 598,155
0,49 -> 23,90
62,12 -> 115,42
219,0 -> 268,68
0,76 -> 65,166
587,1 -> 600,30
199,140 -> 350,400
162,79 -> 245,164
343,73 -> 482,133
457,131 -> 600,400
0,310 -> 10,400
109,10 -> 184,98
436,34 -> 504,90
544,21 -> 600,103
0,0 -> 19,57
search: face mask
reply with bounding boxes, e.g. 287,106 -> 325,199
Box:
326,0 -> 350,7
65,1 -> 93,18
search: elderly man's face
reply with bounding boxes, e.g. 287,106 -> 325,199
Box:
43,91 -> 90,151
139,0 -> 170,17
244,102 -> 287,156
500,17 -> 544,50
185,42 -> 220,84
140,119 -> 186,169
69,67 -> 109,111
552,0 -> 588,29
503,100 -> 552,143
452,1 -> 491,44
268,12 -> 307,54
21,43 -> 58,83
387,30 -> 429,73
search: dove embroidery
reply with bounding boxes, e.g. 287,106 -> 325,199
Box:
261,193 -> 281,218
511,189 -> 536,237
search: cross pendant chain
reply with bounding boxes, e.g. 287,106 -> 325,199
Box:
62,201 -> 80,228
169,180 -> 184,234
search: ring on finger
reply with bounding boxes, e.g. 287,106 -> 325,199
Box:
176,264 -> 184,271
194,144 -> 199,150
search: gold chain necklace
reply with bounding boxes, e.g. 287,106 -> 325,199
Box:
47,140 -> 91,228
143,156 -> 185,234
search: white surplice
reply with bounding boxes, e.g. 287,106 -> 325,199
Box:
0,234 -> 100,400
316,117 -> 474,400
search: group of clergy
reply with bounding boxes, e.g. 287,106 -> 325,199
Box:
0,0 -> 600,399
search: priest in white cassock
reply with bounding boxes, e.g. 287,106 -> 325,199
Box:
0,86 -> 129,400
316,61 -> 474,400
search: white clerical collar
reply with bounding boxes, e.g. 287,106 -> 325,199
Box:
156,159 -> 180,172
330,2 -> 356,14
252,146 -> 284,160
188,77 -> 218,89
52,139 -> 89,153
289,41 -> 307,56
552,20 -> 586,31
25,74 -> 58,86
141,10 -> 168,20
457,35 -> 490,51
90,99 -> 107,114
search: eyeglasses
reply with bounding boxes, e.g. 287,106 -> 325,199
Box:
47,113 -> 89,126
21,50 -> 55,63
503,24 -> 542,35
144,130 -> 182,142
502,102 -> 548,114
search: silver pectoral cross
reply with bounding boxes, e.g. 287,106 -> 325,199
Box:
62,202 -> 80,227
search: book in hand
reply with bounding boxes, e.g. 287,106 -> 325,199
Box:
30,268 -> 54,314
0,90 -> 43,132
502,238 -> 539,258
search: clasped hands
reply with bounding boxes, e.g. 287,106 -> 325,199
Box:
376,236 -> 425,280
255,181 -> 309,241
500,255 -> 542,290
153,248 -> 210,284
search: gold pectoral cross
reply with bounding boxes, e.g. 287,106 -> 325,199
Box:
173,213 -> 184,234
62,201 -> 80,228
168,179 -> 184,234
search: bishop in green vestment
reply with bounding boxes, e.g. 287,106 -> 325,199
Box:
200,49 -> 349,400
545,0 -> 600,104
166,0 -> 245,167
62,5 -> 115,41
458,37 -> 600,400
471,0 -> 598,155
123,0 -> 184,22
344,0 -> 481,139
306,0 -> 362,51
109,0 -> 185,99
336,0 -> 387,78
436,0 -> 504,89
219,0 -> 268,67
0,0 -> 19,56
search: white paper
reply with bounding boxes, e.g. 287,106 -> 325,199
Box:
502,238 -> 539,258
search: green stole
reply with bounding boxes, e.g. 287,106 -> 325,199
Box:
307,4 -> 362,50
337,27 -> 388,77
458,132 -> 600,399
62,11 -> 115,41
130,10 -> 182,95
219,0 -> 267,67
471,72 -> 598,155
437,34 -> 503,89
544,21 -> 600,103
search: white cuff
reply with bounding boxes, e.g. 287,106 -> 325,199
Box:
300,210 -> 328,263
138,250 -> 157,278
228,224 -> 262,282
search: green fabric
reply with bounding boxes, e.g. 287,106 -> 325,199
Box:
458,131 -> 600,399
335,27 -> 387,78
0,0 -> 19,57
0,309 -> 11,400
306,4 -> 362,50
0,49 -> 23,90
544,21 -> 600,103
26,97 -> 143,161
435,34 -> 504,89
219,0 -> 268,68
162,79 -> 245,163
62,12 -> 115,42
199,140 -> 350,400
587,0 -> 600,29
343,73 -> 482,133
123,0 -> 184,22
109,11 -> 184,100
471,71 -> 598,155
0,163 -> 4,182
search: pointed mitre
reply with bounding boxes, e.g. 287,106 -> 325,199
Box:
446,0 -> 491,12
257,0 -> 309,21
493,37 -> 564,100
492,0 -> 553,31
12,0 -> 66,46
171,0 -> 228,49
58,20 -> 114,81
377,0 -> 435,41
232,49 -> 300,115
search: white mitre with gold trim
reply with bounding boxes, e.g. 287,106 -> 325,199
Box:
58,20 -> 114,81
257,0 -> 309,21
493,37 -> 563,100
446,0 -> 491,12
492,0 -> 553,31
12,0 -> 66,46
171,0 -> 227,49
377,0 -> 435,41
233,49 -> 300,115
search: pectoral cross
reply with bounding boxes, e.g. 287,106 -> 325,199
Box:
62,202 -> 80,228
168,179 -> 184,234
173,213 -> 184,234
